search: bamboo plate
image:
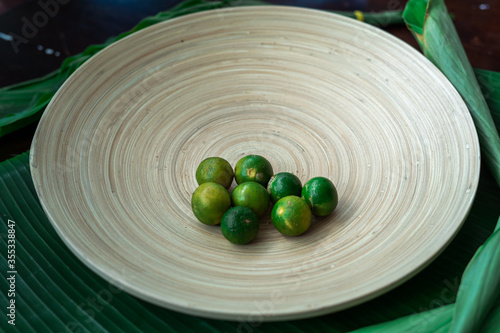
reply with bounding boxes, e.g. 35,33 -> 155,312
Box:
30,6 -> 480,321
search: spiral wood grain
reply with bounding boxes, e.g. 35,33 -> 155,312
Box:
30,6 -> 480,321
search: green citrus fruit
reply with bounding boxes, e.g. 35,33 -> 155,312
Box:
234,155 -> 273,187
196,157 -> 234,189
231,181 -> 270,217
267,172 -> 302,203
220,206 -> 260,244
301,177 -> 338,216
191,182 -> 231,225
271,196 -> 312,236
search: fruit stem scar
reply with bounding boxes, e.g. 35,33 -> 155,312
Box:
247,168 -> 256,178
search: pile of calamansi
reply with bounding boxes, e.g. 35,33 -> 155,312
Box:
191,155 -> 338,244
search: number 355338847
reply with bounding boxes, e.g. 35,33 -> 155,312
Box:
7,219 -> 16,270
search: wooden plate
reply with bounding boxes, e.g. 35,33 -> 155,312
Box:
30,6 -> 480,321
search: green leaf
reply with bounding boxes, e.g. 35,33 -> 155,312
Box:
401,0 -> 428,35
2,0 -> 500,330
349,1 -> 500,332
403,0 -> 500,187
480,297 -> 500,333
0,0 -> 405,138
402,4 -> 500,331
448,217 -> 500,332
475,68 -> 500,133
1,152 -> 499,331
350,304 -> 454,333
0,0 -> 235,137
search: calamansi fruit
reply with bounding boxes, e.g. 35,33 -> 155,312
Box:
191,182 -> 231,225
221,206 -> 260,244
231,181 -> 270,217
196,157 -> 234,189
302,177 -> 338,216
191,155 -> 339,243
271,196 -> 312,236
267,172 -> 302,203
234,155 -> 273,187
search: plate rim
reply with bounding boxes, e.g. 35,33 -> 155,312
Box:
29,5 -> 481,321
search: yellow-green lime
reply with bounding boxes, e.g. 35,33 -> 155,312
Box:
231,181 -> 270,217
267,172 -> 302,203
271,196 -> 312,236
302,177 -> 338,216
220,206 -> 260,244
196,157 -> 234,189
191,182 -> 231,225
234,155 -> 273,187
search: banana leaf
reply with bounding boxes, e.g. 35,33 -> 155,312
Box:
0,0 -> 236,138
0,0 -> 405,138
1,151 -> 498,332
2,0 -> 500,331
344,0 -> 500,331
403,3 -> 500,331
475,68 -> 500,133
403,0 -> 500,187
350,217 -> 500,333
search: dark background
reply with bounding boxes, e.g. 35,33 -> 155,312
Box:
1,0 -> 499,160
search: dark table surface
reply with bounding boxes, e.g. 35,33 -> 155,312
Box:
1,0 -> 499,161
